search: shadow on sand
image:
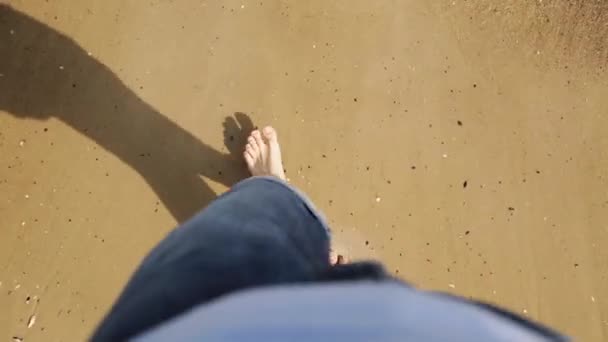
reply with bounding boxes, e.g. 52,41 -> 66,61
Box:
0,5 -> 253,223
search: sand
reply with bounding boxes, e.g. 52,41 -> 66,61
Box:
1,0 -> 607,340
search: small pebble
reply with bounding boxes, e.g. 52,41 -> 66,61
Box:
375,197 -> 381,203
523,309 -> 528,314
591,296 -> 596,303
442,154 -> 448,158
27,314 -> 36,328
448,284 -> 455,289
19,140 -> 25,147
12,337 -> 23,342
59,65 -> 64,70
24,194 -> 29,199
21,221 -> 26,227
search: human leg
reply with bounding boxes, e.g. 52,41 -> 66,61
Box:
92,128 -> 330,340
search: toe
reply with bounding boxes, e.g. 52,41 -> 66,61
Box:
244,150 -> 254,166
246,143 -> 256,156
252,129 -> 264,147
247,137 -> 259,153
262,126 -> 277,143
329,250 -> 337,265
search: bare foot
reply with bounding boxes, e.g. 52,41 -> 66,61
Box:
244,126 -> 286,180
330,250 -> 348,265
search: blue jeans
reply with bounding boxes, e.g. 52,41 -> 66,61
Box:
92,177 -> 387,341
93,177 -> 563,341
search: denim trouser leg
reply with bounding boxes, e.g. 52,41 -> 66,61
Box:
92,177 -> 332,341
92,177 -> 566,342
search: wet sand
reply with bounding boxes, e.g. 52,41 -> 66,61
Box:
1,1 -> 607,340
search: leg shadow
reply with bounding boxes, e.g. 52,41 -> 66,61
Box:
0,5 -> 251,222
